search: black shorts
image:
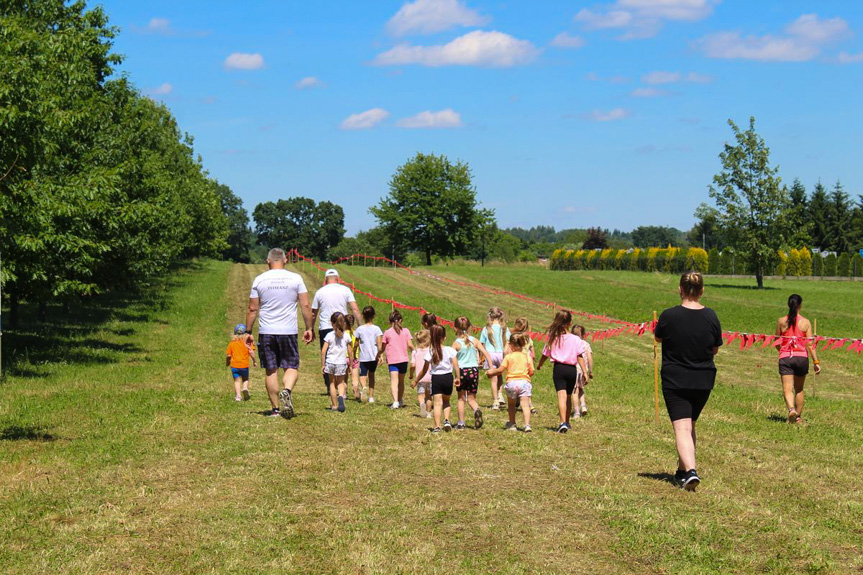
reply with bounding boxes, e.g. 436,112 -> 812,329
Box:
318,329 -> 333,349
388,362 -> 408,374
779,356 -> 809,377
662,387 -> 711,422
431,373 -> 454,396
359,360 -> 378,376
258,334 -> 300,371
553,363 -> 579,394
458,367 -> 479,394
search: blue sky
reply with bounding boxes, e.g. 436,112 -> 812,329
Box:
103,0 -> 863,235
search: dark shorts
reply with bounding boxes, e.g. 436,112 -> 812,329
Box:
779,356 -> 809,377
663,387 -> 711,422
318,329 -> 333,349
388,362 -> 408,374
458,367 -> 479,394
359,360 -> 378,376
231,367 -> 249,381
258,334 -> 300,371
553,363 -> 579,394
431,372 -> 454,396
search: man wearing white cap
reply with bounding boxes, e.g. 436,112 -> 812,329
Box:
312,269 -> 360,392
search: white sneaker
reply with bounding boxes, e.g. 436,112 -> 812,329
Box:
505,422 -> 518,432
491,402 -> 500,411
234,395 -> 242,402
426,412 -> 433,419
368,397 -> 375,404
524,425 -> 532,433
390,401 -> 400,409
419,403 -> 427,418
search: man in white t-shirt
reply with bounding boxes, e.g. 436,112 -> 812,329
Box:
312,269 -> 360,392
245,248 -> 314,419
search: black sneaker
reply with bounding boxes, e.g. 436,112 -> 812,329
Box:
278,388 -> 294,419
337,396 -> 346,413
674,469 -> 686,486
268,408 -> 281,418
431,427 -> 442,434
557,422 -> 569,434
241,389 -> 251,401
443,420 -> 452,432
682,469 -> 700,491
474,408 -> 484,430
455,423 -> 466,430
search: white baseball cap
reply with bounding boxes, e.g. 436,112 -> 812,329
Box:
325,269 -> 339,277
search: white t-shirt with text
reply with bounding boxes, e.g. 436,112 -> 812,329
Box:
312,283 -> 357,330
249,269 -> 308,335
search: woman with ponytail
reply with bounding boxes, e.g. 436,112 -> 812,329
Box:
774,294 -> 820,424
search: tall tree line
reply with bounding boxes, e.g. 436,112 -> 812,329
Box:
1,1 -> 231,323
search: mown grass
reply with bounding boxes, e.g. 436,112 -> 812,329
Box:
0,261 -> 860,574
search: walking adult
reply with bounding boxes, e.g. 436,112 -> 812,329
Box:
311,269 -> 360,393
245,248 -> 314,419
654,272 -> 722,491
775,294 -> 820,424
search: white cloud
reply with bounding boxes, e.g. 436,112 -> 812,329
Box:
295,76 -> 323,90
642,70 -> 713,84
147,83 -> 173,96
224,53 -> 265,70
631,87 -> 668,97
575,0 -> 717,39
340,108 -> 390,130
146,18 -> 172,34
396,109 -> 463,128
586,72 -> 631,83
838,51 -> 863,64
585,108 -> 631,122
697,14 -> 851,62
387,0 -> 489,36
373,30 -> 540,68
550,32 -> 586,49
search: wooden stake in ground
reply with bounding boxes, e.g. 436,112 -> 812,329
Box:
812,318 -> 817,399
653,310 -> 659,425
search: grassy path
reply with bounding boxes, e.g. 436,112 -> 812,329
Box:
0,261 -> 860,573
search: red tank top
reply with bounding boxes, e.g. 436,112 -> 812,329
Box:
779,315 -> 808,359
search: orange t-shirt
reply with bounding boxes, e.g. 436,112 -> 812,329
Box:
500,352 -> 534,382
227,340 -> 255,368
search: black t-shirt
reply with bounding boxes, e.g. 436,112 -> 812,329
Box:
655,305 -> 722,390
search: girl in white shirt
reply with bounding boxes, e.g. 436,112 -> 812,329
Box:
415,325 -> 460,433
321,312 -> 353,413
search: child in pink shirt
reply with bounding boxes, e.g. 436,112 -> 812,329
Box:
409,329 -> 433,418
380,310 -> 413,409
536,310 -> 589,433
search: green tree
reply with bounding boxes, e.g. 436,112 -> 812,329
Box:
699,117 -> 792,289
632,226 -> 684,248
837,252 -> 851,277
826,181 -> 852,253
808,181 -> 830,250
787,178 -> 811,247
823,253 -> 837,276
216,183 -> 251,263
688,209 -> 725,250
253,197 -> 345,260
370,152 -> 491,265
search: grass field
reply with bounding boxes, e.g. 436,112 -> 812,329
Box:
1,261 -> 861,574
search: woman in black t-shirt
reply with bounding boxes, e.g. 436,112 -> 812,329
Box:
654,272 -> 722,491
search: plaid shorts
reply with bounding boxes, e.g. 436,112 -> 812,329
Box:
258,334 -> 300,371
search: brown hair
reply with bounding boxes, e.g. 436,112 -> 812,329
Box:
389,310 -> 403,334
786,294 -> 803,328
570,324 -> 586,338
680,271 -> 704,299
421,312 -> 438,329
331,312 -> 347,339
430,324 -> 446,365
345,313 -> 356,330
546,310 -> 573,349
513,316 -> 529,334
454,316 -> 473,348
416,329 -> 431,348
362,306 -> 376,322
508,333 -> 527,350
485,307 -> 506,348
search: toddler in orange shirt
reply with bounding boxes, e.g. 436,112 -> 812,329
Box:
226,323 -> 257,401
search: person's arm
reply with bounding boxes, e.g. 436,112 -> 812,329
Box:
586,350 -> 594,379
416,363 -> 429,383
310,308 -> 319,331
453,356 -> 461,387
487,357 -> 507,378
350,300 -> 360,319
245,298 -> 260,345
299,292 -> 314,344
527,358 -> 535,378
226,355 -> 231,367
536,355 -> 547,371
321,341 -> 329,374
803,319 -> 821,374
474,340 -> 493,368
376,334 -> 384,364
577,355 -> 589,381
773,318 -> 784,351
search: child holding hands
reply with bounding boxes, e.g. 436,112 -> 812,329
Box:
226,323 -> 257,401
487,333 -> 535,432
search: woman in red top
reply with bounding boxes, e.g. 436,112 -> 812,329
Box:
775,294 -> 821,424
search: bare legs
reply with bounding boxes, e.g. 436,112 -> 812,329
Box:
507,396 -> 532,428
782,374 -> 806,421
389,370 -> 405,405
671,418 -> 697,471
265,368 -> 297,409
457,390 -> 480,422
556,389 -> 572,424
329,374 -> 347,409
432,394 -> 451,428
490,374 -> 502,407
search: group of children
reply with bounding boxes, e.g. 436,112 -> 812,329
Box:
226,306 -> 595,433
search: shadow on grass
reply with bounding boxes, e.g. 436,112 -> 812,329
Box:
637,472 -> 678,486
707,283 -> 780,291
0,261 -> 202,379
767,413 -> 788,423
0,425 -> 57,442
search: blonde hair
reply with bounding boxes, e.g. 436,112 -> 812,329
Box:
485,307 -> 506,348
570,324 -> 586,338
508,333 -> 527,350
513,316 -> 529,334
416,329 -> 431,348
454,316 -> 473,349
680,271 -> 704,299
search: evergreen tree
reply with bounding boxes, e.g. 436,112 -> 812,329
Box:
827,181 -> 852,253
787,178 -> 811,247
808,181 -> 830,250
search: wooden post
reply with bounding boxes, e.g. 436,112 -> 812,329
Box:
653,310 -> 659,425
812,318 -> 817,399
